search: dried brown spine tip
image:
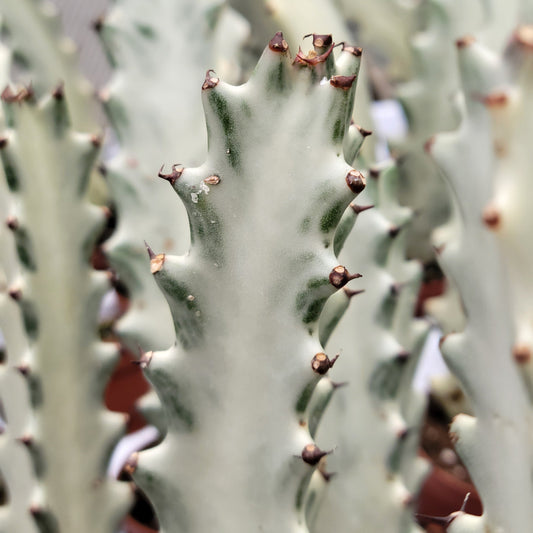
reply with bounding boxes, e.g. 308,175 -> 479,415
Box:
311,352 -> 339,375
158,164 -> 184,186
330,75 -> 357,90
269,32 -> 289,53
329,265 -> 362,289
350,203 -> 374,214
513,344 -> 531,364
342,43 -> 363,56
345,169 -> 366,193
482,92 -> 509,107
202,69 -> 219,90
514,25 -> 533,50
301,444 -> 329,465
456,35 -> 476,48
52,83 -> 64,100
312,34 -> 333,49
482,204 -> 501,229
6,215 -> 19,231
355,124 -> 372,136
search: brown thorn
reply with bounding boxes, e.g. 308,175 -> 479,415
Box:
6,215 -> 19,231
456,35 -> 476,48
92,15 -> 105,32
158,163 -> 184,186
330,75 -> 357,90
329,265 -> 362,289
311,352 -> 339,375
331,380 -> 348,389
355,124 -> 372,136
301,444 -> 330,466
482,204 -> 501,229
8,287 -> 22,301
2,86 -> 33,103
345,169 -> 366,193
389,225 -> 401,238
293,41 -> 334,67
269,32 -> 289,53
369,167 -> 381,179
350,203 -> 374,214
18,434 -> 33,446
342,43 -> 363,56
424,136 -> 435,154
513,344 -> 531,364
514,25 -> 533,50
396,350 -> 411,363
132,351 -> 153,370
312,34 -> 333,49
0,136 -> 8,149
16,363 -> 30,376
319,469 -> 336,482
202,69 -> 219,90
123,452 -> 139,476
144,241 -> 156,260
90,134 -> 102,148
51,82 -> 64,100
343,287 -> 365,298
481,92 -> 509,107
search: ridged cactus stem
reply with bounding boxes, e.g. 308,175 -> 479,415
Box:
0,88 -> 130,532
314,164 -> 429,533
430,35 -> 533,532
132,33 -> 366,532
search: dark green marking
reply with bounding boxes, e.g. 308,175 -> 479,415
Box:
331,118 -> 344,144
295,380 -> 317,413
208,91 -> 240,169
1,151 -> 20,191
135,23 -> 156,39
14,226 -> 36,271
320,200 -> 344,233
148,369 -> 195,431
266,61 -> 288,93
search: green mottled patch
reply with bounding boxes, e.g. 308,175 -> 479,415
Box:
302,296 -> 328,324
240,102 -> 252,119
299,216 -> 311,234
148,369 -> 195,431
20,300 -> 39,340
320,200 -> 344,233
368,358 -> 404,400
188,193 -> 224,264
32,509 -> 60,533
333,207 -> 356,256
208,91 -> 240,169
266,61 -> 288,93
135,23 -> 156,39
14,227 -> 36,270
307,277 -> 329,290
52,100 -> 69,138
331,118 -> 344,144
1,153 -> 19,191
295,380 -> 317,413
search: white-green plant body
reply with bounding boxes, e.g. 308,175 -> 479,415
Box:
99,0 -> 250,352
0,88 -> 130,532
0,37 -> 39,533
132,33 -> 366,532
429,32 -> 533,532
314,164 -> 429,533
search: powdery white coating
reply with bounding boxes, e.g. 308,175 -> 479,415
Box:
136,38 -> 364,533
100,0 -> 250,351
0,94 -> 131,533
431,37 -> 533,532
314,165 -> 429,533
